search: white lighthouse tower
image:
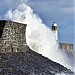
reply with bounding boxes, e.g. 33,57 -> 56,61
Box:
52,22 -> 73,51
52,22 -> 58,41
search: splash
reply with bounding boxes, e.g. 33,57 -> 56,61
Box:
5,3 -> 73,70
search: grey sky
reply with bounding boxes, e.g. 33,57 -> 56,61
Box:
0,0 -> 74,44
27,0 -> 74,44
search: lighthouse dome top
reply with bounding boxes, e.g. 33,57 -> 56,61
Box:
53,22 -> 57,26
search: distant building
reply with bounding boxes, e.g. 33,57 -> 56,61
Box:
52,22 -> 73,52
59,43 -> 73,51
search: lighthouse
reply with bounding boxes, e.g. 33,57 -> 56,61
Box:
52,22 -> 58,41
52,22 -> 73,51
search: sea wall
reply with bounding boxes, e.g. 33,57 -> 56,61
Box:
0,20 -> 27,53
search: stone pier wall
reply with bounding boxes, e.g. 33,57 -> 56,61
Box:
0,20 -> 27,53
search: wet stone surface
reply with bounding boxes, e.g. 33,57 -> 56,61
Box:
0,49 -> 74,75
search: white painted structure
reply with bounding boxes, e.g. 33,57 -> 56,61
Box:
52,22 -> 58,41
52,22 -> 73,51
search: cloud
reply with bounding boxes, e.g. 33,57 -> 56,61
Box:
0,0 -> 28,19
0,0 -> 28,12
28,0 -> 74,19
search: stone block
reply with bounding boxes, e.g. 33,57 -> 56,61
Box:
0,20 -> 27,53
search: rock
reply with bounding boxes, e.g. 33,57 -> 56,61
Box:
0,48 -> 74,75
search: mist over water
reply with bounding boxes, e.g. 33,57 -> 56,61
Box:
5,3 -> 74,71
